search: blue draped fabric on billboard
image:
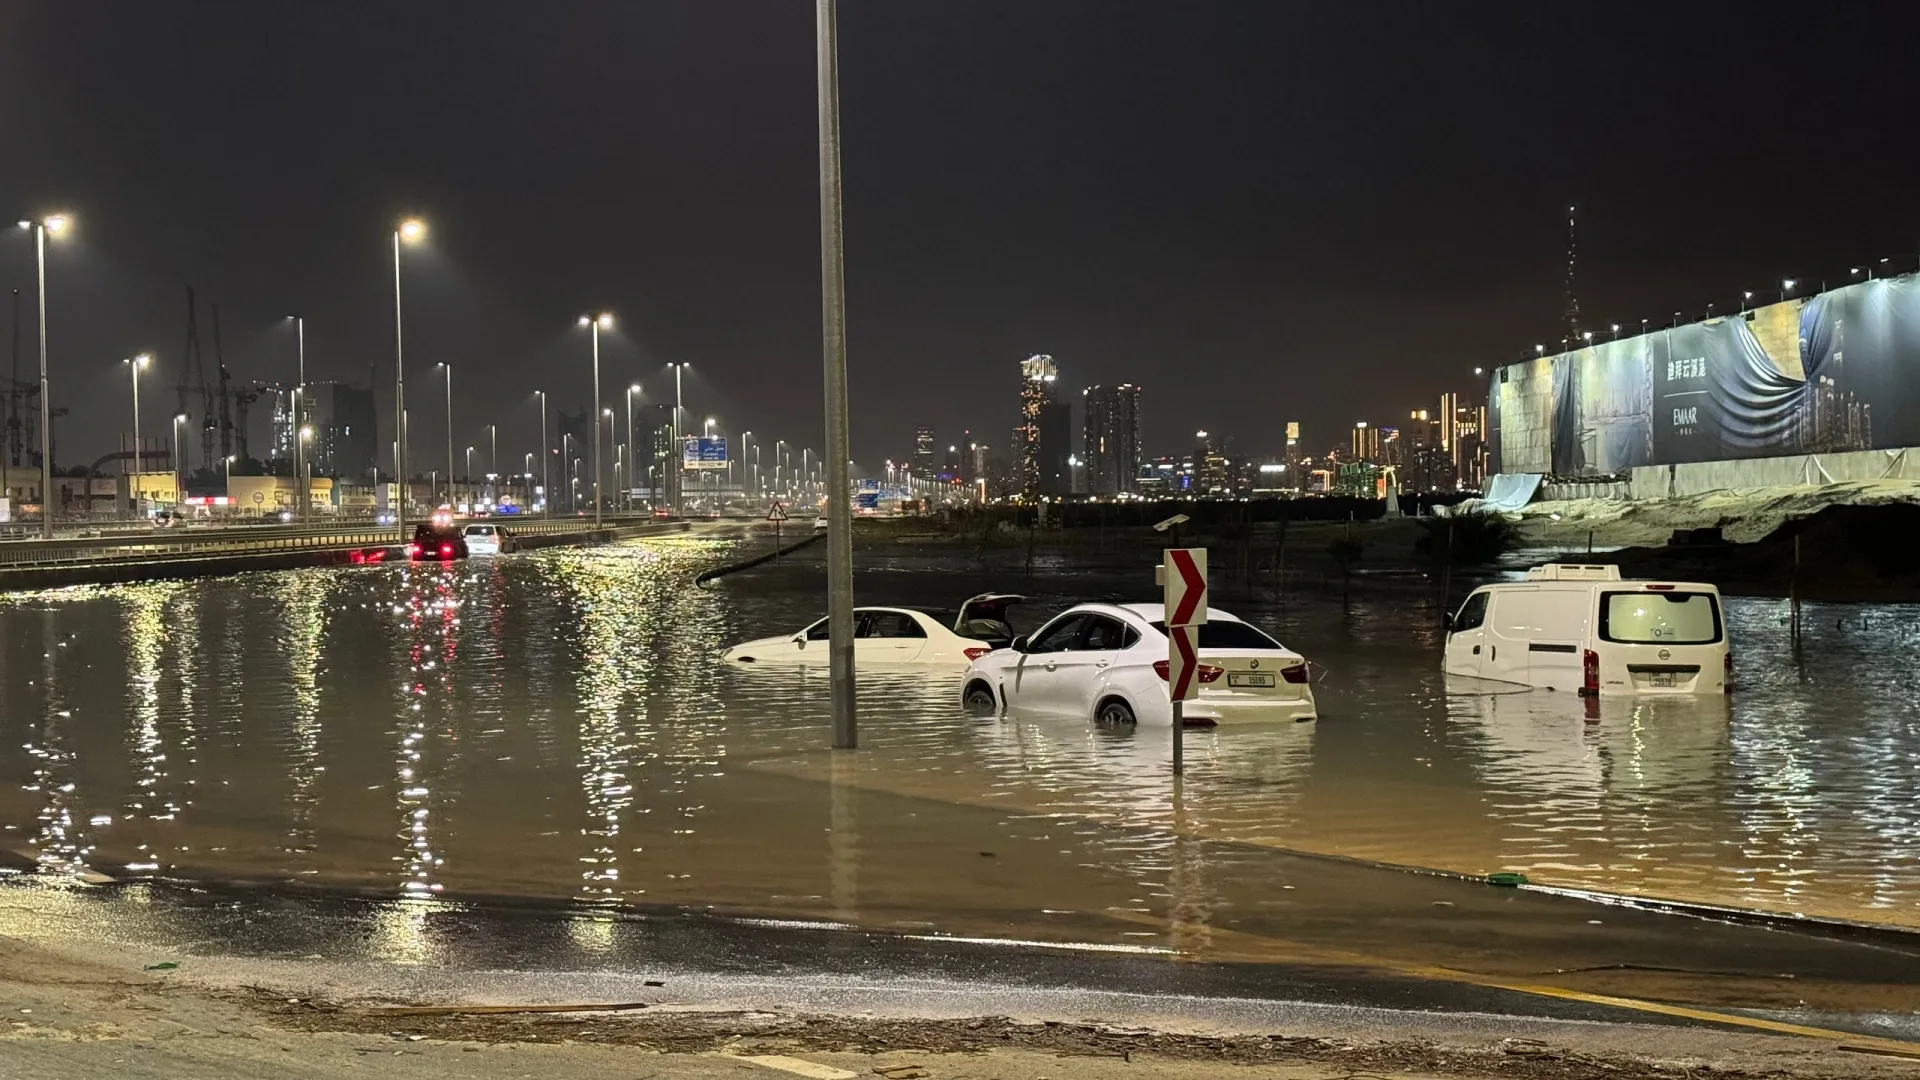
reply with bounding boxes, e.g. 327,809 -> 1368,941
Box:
1489,277 -> 1920,475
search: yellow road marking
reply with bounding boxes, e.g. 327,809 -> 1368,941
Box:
731,1053 -> 858,1079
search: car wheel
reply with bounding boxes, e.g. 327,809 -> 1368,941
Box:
1095,698 -> 1136,726
962,682 -> 998,716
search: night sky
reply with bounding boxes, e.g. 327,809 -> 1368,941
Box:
3,1 -> 1917,472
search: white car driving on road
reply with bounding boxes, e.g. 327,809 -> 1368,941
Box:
722,594 -> 1025,668
959,602 -> 1316,726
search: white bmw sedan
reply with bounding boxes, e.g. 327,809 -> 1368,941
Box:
958,602 -> 1316,726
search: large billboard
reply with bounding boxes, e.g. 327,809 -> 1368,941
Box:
682,436 -> 728,470
1489,276 -> 1912,475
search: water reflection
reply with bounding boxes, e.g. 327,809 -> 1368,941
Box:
0,548 -> 1916,932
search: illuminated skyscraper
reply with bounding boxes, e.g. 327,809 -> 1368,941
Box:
1014,354 -> 1062,498
913,424 -> 934,478
1082,383 -> 1142,495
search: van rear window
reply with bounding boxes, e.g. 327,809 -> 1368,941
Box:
1599,591 -> 1721,645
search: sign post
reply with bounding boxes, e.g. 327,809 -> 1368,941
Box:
766,500 -> 789,558
1159,547 -> 1208,775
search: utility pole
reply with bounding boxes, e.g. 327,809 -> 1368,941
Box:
818,0 -> 856,750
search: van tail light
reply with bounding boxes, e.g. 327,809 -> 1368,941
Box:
1281,663 -> 1309,684
1581,649 -> 1599,696
1152,661 -> 1224,683
1645,583 -> 1676,590
962,647 -> 992,661
1724,649 -> 1733,691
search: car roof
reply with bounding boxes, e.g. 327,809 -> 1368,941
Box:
1075,602 -> 1247,624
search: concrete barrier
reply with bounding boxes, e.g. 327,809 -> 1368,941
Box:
0,520 -> 689,592
1629,447 -> 1920,498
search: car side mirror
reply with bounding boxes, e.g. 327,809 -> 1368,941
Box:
1010,635 -> 1028,653
792,634 -> 806,648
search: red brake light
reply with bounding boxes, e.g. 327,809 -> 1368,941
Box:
350,551 -> 365,564
963,647 -> 991,661
1582,649 -> 1599,695
1645,583 -> 1675,591
1281,663 -> 1309,684
407,543 -> 421,557
440,542 -> 454,556
1152,660 -> 1223,682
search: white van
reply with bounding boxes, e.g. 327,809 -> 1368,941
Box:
1444,565 -> 1729,696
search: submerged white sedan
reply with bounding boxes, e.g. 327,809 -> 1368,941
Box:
958,602 -> 1316,726
722,594 -> 1024,668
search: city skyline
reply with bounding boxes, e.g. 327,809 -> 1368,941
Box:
7,5 -> 1917,475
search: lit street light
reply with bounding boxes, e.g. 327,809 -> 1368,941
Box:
577,313 -> 613,528
625,384 -> 641,512
391,218 -> 426,538
172,413 -> 188,499
287,315 -> 307,521
535,389 -> 550,518
435,361 -> 454,505
122,353 -> 151,510
17,213 -> 70,536
668,362 -> 689,517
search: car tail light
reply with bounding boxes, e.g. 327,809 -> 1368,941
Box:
1645,583 -> 1675,591
1152,661 -> 1224,683
962,647 -> 991,661
407,543 -> 421,558
1581,649 -> 1599,696
350,551 -> 366,564
1281,663 -> 1309,684
440,543 -> 454,557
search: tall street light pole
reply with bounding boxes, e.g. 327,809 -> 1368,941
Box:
670,362 -> 687,517
172,413 -> 187,500
625,384 -> 639,513
536,389 -> 549,517
578,313 -> 612,529
437,362 -> 454,506
18,214 -> 69,536
817,0 -> 856,750
288,316 -> 306,521
122,353 -> 150,512
392,219 -> 425,542
488,423 -> 497,502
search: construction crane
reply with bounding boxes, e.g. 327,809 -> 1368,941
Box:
174,289 -> 218,475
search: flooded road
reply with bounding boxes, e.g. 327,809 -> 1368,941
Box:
1,530 -> 1916,952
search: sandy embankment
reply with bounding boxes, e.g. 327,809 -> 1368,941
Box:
1511,479 -> 1920,551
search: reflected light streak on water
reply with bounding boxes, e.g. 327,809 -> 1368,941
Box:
0,541 -> 1916,934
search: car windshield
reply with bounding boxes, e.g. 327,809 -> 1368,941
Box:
1600,591 -> 1721,644
1149,620 -> 1283,650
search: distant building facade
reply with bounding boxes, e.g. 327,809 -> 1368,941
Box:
1082,383 -> 1142,495
1014,354 -> 1071,498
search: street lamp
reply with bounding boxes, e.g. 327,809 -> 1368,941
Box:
668,361 -> 689,517
465,446 -> 476,503
487,423 -> 497,503
122,353 -> 151,511
625,384 -> 641,512
577,312 -> 613,528
172,413 -> 188,500
391,218 -> 426,539
287,315 -> 307,521
434,361 -> 453,505
535,389 -> 550,518
18,213 -> 70,535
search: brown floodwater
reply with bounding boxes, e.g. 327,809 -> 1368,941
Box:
1,532 -> 1916,947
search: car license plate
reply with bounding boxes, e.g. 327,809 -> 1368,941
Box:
1228,672 -> 1275,688
1649,671 -> 1675,687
